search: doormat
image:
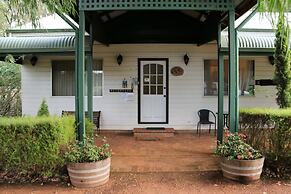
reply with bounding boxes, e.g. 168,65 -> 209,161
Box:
146,127 -> 165,130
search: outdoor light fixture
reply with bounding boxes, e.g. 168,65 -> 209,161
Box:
199,14 -> 207,22
30,56 -> 38,66
184,54 -> 189,65
117,54 -> 123,65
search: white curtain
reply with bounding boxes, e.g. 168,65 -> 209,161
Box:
53,60 -> 103,96
239,60 -> 254,95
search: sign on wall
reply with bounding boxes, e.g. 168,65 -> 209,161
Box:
171,66 -> 184,76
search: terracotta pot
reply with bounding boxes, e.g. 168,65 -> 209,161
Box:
67,157 -> 111,188
220,157 -> 265,183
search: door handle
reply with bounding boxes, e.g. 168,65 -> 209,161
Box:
164,95 -> 166,97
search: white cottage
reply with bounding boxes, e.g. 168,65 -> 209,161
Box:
1,10 -> 278,132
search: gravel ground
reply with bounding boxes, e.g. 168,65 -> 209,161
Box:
1,172 -> 291,194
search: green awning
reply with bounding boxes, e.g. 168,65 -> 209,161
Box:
0,30 -> 276,55
221,30 -> 275,53
0,36 -> 90,55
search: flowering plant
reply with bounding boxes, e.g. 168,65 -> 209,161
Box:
215,132 -> 263,160
64,137 -> 111,163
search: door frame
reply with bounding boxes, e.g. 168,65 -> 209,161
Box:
138,58 -> 169,124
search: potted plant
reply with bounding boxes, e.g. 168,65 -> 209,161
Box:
215,132 -> 264,183
64,138 -> 111,188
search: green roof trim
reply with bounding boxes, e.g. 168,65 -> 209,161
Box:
0,36 -> 90,55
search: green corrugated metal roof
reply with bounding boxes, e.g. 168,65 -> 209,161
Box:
0,36 -> 90,55
0,31 -> 276,55
221,31 -> 275,53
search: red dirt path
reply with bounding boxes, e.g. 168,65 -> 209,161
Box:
1,172 -> 291,194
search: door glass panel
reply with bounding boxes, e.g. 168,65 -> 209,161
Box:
143,76 -> 150,84
143,64 -> 149,74
150,64 -> 156,74
150,75 -> 156,84
157,64 -> 163,74
144,85 -> 149,95
150,86 -> 156,94
157,76 -> 163,84
157,86 -> 163,95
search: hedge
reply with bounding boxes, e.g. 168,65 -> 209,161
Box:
240,108 -> 291,179
0,116 -> 94,180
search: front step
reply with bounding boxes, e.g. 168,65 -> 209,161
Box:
133,128 -> 175,140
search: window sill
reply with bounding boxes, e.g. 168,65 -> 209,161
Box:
203,95 -> 256,98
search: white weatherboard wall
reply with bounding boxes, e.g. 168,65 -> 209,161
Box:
22,44 -> 277,130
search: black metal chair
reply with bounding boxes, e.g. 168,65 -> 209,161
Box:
196,109 -> 216,136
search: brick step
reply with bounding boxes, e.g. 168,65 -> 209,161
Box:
133,128 -> 175,140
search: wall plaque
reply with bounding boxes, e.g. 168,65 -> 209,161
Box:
171,66 -> 184,76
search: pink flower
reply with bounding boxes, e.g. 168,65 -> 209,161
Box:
237,155 -> 242,160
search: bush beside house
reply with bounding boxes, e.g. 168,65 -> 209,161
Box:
240,108 -> 291,179
0,116 -> 94,182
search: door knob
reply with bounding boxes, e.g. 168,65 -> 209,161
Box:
164,95 -> 166,97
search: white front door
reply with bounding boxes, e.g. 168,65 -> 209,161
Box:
139,59 -> 168,123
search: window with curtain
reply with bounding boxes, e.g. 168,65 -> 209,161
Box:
52,60 -> 103,96
204,59 -> 254,96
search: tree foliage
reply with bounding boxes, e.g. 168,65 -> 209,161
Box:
258,0 -> 291,108
274,15 -> 291,108
1,0 -> 76,28
0,61 -> 21,116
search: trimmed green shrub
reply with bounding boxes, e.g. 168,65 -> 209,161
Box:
37,99 -> 50,116
0,116 -> 94,181
240,108 -> 291,179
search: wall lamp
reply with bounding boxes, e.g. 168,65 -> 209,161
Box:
184,54 -> 189,65
117,54 -> 123,65
30,56 -> 38,66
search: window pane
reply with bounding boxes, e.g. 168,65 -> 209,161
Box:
150,86 -> 156,94
150,75 -> 156,84
52,60 -> 103,96
204,60 -> 218,96
157,64 -> 163,74
93,71 -> 103,96
157,86 -> 163,95
204,59 -> 254,96
157,76 -> 163,84
239,60 -> 255,96
143,64 -> 149,74
52,60 -> 75,96
87,60 -> 103,96
143,76 -> 150,84
144,85 -> 149,94
150,64 -> 156,74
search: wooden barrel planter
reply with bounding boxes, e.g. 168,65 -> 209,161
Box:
67,157 -> 111,188
220,157 -> 265,183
